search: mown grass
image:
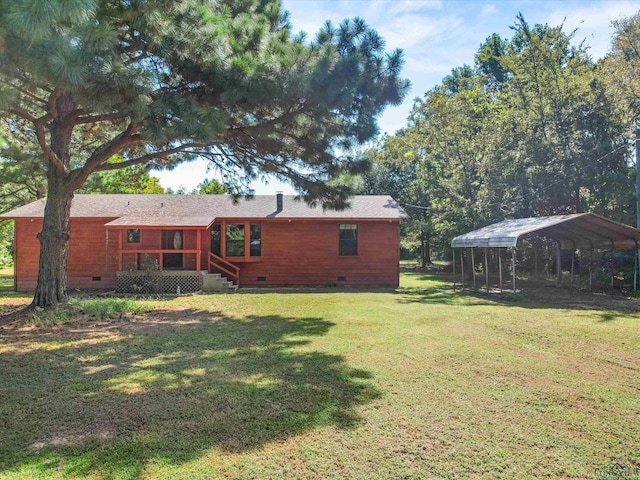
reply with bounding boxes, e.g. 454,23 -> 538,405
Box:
0,270 -> 639,479
0,267 -> 13,293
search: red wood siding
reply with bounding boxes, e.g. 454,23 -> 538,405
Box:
14,217 -> 400,291
15,218 -> 120,291
216,219 -> 400,287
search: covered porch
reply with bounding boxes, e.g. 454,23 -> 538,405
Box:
105,214 -> 242,292
110,226 -> 205,272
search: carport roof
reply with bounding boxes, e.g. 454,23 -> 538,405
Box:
451,213 -> 640,250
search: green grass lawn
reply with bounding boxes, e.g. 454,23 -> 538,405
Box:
0,267 -> 12,293
0,271 -> 639,479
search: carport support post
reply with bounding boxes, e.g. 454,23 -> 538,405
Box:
570,249 -> 575,287
512,248 -> 516,293
471,248 -> 477,290
589,244 -> 593,291
484,248 -> 489,293
452,248 -> 456,291
555,241 -> 562,287
498,248 -> 503,294
460,249 -> 465,290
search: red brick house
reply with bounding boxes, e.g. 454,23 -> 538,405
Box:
1,194 -> 407,292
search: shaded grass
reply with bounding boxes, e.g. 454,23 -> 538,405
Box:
0,267 -> 12,293
0,270 -> 639,478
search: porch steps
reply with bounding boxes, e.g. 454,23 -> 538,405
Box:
201,271 -> 238,292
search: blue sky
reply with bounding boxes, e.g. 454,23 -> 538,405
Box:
153,0 -> 639,194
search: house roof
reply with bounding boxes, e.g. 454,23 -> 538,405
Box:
104,216 -> 216,228
0,194 -> 408,226
451,213 -> 640,250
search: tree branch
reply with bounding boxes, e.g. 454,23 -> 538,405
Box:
230,107 -> 306,133
11,84 -> 48,106
68,123 -> 138,189
9,100 -> 69,175
75,112 -> 127,124
94,142 -> 210,172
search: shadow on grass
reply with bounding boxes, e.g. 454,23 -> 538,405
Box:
398,271 -> 640,317
0,310 -> 379,478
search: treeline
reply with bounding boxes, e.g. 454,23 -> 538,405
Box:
360,13 -> 640,265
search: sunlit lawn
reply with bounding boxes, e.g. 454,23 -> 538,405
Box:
0,270 -> 639,479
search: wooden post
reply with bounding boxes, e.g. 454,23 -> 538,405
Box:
118,229 -> 123,272
484,247 -> 489,293
498,248 -> 503,294
196,228 -> 202,272
471,248 -> 476,290
105,229 -> 109,276
452,248 -> 456,291
220,220 -> 226,258
512,248 -> 516,293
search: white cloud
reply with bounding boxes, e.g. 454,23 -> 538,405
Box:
387,0 -> 444,16
377,13 -> 464,50
543,0 -> 640,58
480,4 -> 497,17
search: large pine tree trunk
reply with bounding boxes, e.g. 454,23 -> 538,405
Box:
32,92 -> 76,308
32,169 -> 74,307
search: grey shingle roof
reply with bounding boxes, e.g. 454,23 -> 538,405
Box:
0,194 -> 408,223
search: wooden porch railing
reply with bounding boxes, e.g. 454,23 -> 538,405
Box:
118,249 -> 201,271
208,252 -> 240,286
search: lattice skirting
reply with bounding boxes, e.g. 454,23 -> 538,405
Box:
116,271 -> 203,294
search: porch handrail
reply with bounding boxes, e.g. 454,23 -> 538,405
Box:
208,252 -> 240,286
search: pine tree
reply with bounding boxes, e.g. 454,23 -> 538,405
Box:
0,0 -> 408,307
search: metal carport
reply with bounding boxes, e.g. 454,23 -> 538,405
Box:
450,213 -> 640,293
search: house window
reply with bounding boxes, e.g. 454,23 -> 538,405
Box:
339,224 -> 358,256
126,229 -> 140,243
226,224 -> 245,257
250,224 -> 262,257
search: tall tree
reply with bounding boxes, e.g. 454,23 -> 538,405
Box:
502,15 -> 629,217
605,12 -> 640,226
361,14 -> 632,261
0,0 -> 408,307
193,178 -> 227,195
607,12 -> 640,122
360,132 -> 440,266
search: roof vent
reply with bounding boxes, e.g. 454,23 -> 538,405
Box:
276,191 -> 283,212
